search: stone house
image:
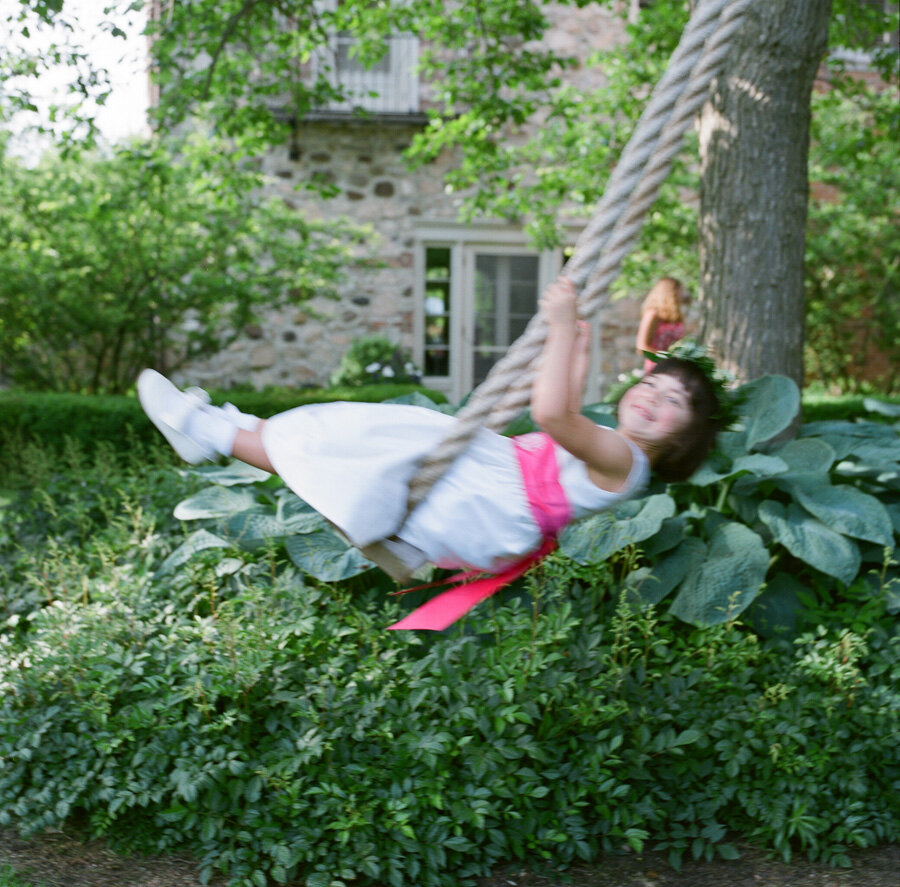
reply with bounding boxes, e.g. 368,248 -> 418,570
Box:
179,4 -> 662,404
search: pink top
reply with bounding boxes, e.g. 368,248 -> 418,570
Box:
644,320 -> 685,371
511,432 -> 572,537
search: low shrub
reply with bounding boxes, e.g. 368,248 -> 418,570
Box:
0,383 -> 446,456
0,438 -> 202,627
0,391 -> 897,887
329,335 -> 422,387
0,559 -> 897,887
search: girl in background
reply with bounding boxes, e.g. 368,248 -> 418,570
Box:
636,277 -> 690,373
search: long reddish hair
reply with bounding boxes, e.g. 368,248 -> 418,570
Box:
641,277 -> 686,323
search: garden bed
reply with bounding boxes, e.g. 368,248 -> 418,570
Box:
2,826 -> 898,887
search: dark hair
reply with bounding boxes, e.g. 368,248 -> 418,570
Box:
645,357 -> 721,482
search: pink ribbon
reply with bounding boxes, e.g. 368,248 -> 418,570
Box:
387,433 -> 572,631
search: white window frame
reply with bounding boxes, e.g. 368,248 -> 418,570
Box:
312,1 -> 419,114
414,222 -> 599,404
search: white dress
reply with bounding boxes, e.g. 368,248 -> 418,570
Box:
261,402 -> 649,572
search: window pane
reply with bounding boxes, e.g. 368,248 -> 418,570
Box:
510,315 -> 531,341
424,247 -> 452,377
425,247 -> 450,280
425,347 -> 449,377
475,315 -> 496,349
510,281 -> 537,313
471,253 -> 539,386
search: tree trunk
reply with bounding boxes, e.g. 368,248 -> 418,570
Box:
698,0 -> 832,385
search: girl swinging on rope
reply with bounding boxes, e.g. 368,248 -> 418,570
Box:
139,276 -> 726,628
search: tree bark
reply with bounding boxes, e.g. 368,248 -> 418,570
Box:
698,0 -> 832,385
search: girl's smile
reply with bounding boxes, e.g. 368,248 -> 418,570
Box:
618,374 -> 693,443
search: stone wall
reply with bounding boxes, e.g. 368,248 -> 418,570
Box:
175,119 -> 461,391
176,3 -> 661,402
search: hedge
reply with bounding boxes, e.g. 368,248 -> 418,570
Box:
0,384 -> 447,455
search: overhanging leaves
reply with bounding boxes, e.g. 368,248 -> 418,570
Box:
560,494 -> 676,564
740,376 -> 801,451
668,523 -> 768,626
285,531 -> 374,581
758,501 -> 861,586
780,479 -> 894,547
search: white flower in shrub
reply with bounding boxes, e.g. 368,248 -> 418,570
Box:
365,362 -> 382,373
382,366 -> 395,378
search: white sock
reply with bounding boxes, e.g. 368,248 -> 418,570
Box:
184,404 -> 239,458
222,403 -> 263,431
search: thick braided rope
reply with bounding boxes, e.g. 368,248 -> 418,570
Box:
404,0 -> 750,514
482,0 -> 755,427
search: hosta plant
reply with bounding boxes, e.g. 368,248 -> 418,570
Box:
166,384 -> 900,632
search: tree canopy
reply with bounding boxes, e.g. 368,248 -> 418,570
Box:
0,137 -> 364,393
2,0 -> 897,389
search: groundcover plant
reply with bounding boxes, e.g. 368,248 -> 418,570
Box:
0,385 -> 897,887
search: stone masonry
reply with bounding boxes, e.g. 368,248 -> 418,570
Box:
176,3 -> 667,402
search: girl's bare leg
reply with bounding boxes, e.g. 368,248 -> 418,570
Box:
231,422 -> 276,474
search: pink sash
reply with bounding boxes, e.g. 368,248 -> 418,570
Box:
387,433 -> 572,631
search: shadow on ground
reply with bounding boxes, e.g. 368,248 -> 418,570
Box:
2,826 -> 897,887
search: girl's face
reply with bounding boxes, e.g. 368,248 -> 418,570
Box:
618,373 -> 693,445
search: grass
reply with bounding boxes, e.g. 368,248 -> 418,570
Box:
0,864 -> 42,887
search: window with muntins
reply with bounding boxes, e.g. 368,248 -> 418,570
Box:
417,231 -> 567,402
424,247 -> 451,377
312,1 -> 419,114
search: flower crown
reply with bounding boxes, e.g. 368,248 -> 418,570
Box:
643,340 -> 741,430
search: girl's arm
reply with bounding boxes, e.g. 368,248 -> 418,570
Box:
532,277 -> 634,492
635,308 -> 659,354
568,321 -> 591,412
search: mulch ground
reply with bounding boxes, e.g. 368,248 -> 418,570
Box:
1,826 -> 897,887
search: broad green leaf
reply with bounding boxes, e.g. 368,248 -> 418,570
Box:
800,421 -> 900,461
582,403 -> 618,428
642,513 -> 692,557
560,494 -> 676,564
728,489 -> 760,526
771,437 -> 836,474
156,529 -> 231,574
730,453 -> 789,478
502,410 -> 537,437
225,511 -> 296,549
758,501 -> 860,586
886,577 -> 900,615
716,430 -> 750,460
689,454 -> 787,487
864,398 -> 900,418
174,486 -> 260,520
382,391 -> 454,413
800,419 -> 896,438
782,479 -> 894,546
624,537 -> 706,607
276,492 -> 329,528
224,501 -> 327,549
743,572 -> 805,639
888,504 -> 900,536
215,557 -> 245,577
739,376 -> 800,451
285,531 -> 374,581
187,460 -> 273,486
669,523 -> 768,626
834,461 -> 900,491
853,440 -> 900,464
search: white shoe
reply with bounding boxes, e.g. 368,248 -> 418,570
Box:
137,369 -> 216,464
